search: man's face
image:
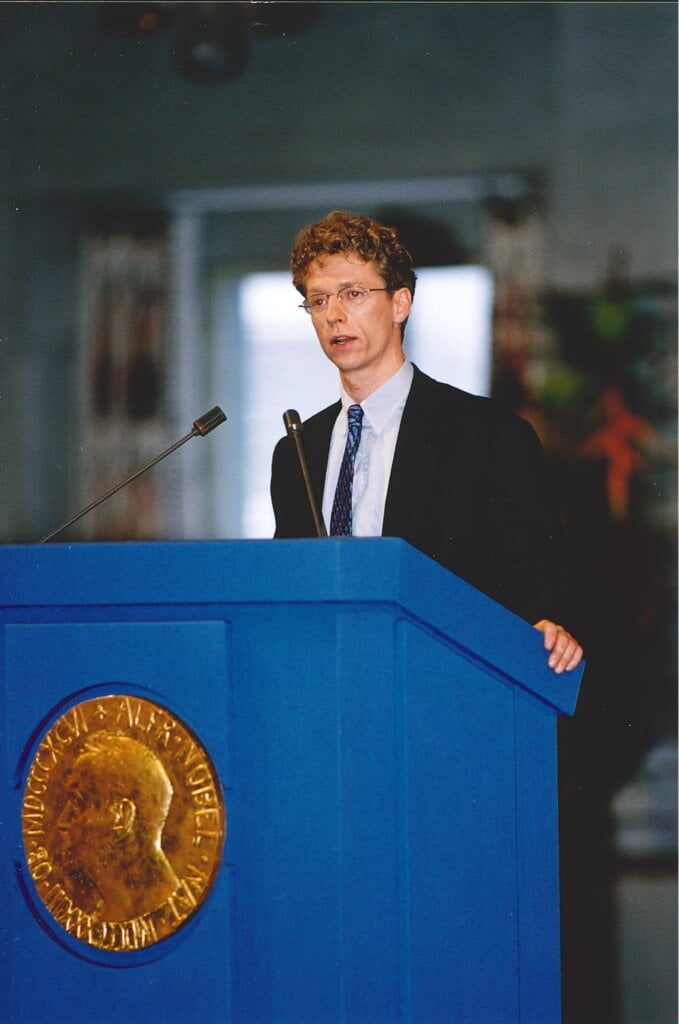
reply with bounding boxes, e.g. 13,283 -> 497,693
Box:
57,759 -> 119,882
303,252 -> 411,389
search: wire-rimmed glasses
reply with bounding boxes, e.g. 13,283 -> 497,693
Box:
299,285 -> 388,315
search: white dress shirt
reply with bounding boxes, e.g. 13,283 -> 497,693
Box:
322,360 -> 414,536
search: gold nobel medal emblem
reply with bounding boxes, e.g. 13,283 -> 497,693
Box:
21,695 -> 226,954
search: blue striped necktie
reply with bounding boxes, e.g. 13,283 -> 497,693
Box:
330,404 -> 364,536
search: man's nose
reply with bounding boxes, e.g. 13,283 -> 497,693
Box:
325,293 -> 346,321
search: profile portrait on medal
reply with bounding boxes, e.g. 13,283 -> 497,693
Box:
57,732 -> 180,922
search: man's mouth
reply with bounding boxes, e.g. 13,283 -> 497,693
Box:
331,335 -> 354,346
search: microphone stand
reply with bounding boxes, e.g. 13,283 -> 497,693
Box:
39,407 -> 227,544
283,409 -> 327,538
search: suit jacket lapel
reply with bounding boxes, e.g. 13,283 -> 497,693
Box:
303,402 -> 340,515
382,367 -> 441,537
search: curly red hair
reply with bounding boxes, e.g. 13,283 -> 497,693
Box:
290,210 -> 417,298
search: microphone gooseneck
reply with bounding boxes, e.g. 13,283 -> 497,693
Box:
283,409 -> 327,538
38,406 -> 227,544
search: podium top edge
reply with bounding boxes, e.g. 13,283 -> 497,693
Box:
0,537 -> 582,715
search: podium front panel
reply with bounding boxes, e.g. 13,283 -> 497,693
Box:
1,540 -> 582,1024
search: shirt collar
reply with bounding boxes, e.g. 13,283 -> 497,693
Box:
340,360 -> 414,435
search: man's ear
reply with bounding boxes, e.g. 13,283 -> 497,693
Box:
111,798 -> 136,836
392,287 -> 412,325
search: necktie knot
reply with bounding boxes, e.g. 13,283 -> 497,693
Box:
347,403 -> 363,434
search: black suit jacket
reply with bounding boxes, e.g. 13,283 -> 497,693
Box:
271,365 -> 575,626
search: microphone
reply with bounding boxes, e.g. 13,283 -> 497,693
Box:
38,406 -> 227,544
283,409 -> 327,538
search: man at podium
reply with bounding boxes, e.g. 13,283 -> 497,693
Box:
271,209 -> 583,676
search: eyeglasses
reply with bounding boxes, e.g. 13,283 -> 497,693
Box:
299,285 -> 388,315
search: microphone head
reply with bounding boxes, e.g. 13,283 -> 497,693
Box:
193,406 -> 227,436
283,409 -> 302,434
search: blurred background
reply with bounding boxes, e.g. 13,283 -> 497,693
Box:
0,3 -> 676,1021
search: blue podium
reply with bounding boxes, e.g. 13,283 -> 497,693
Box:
0,538 -> 582,1024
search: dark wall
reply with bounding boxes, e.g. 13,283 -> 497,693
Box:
1,2 -> 675,278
